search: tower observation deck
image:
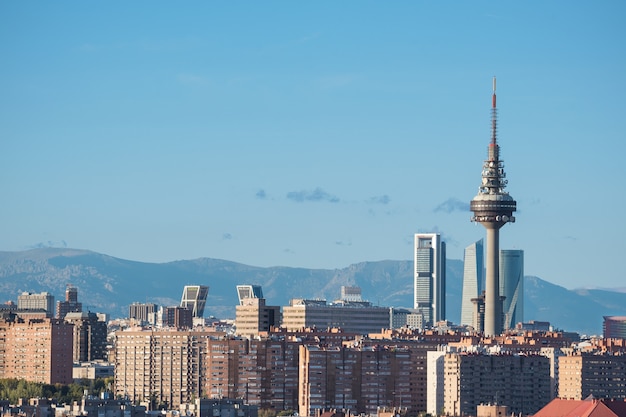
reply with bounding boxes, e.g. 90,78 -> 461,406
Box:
470,77 -> 517,336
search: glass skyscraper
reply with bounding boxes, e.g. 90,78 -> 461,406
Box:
180,285 -> 209,318
461,239 -> 483,327
500,249 -> 524,329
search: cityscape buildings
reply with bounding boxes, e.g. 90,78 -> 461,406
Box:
461,239 -> 483,327
500,249 -> 524,329
413,233 -> 446,326
470,77 -> 517,336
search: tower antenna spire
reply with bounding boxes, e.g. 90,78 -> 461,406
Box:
470,77 -> 517,337
491,76 -> 497,146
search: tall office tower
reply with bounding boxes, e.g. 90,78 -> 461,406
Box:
500,249 -> 524,329
461,239 -> 484,327
17,292 -> 55,317
470,77 -> 517,336
414,233 -> 446,326
180,285 -> 209,317
236,284 -> 264,305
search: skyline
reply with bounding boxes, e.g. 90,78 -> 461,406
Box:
1,2 -> 625,290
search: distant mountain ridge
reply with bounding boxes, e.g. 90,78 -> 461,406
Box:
0,248 -> 624,336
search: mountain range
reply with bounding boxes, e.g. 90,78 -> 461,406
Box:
0,248 -> 624,336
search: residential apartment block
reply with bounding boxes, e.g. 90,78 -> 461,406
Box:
114,329 -> 211,408
443,352 -> 551,416
0,315 -> 73,384
559,353 -> 626,400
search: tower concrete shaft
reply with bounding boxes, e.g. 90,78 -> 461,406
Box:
470,77 -> 517,336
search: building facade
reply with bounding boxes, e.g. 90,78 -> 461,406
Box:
413,233 -> 446,326
299,345 -> 415,417
235,297 -> 281,337
559,353 -> 626,400
56,285 -> 82,319
128,302 -> 158,325
461,240 -> 483,327
500,250 -> 524,329
17,292 -> 55,317
114,329 -> 211,408
282,299 -> 390,334
64,311 -> 108,362
443,352 -> 550,416
604,316 -> 626,339
0,316 -> 73,384
180,285 -> 209,318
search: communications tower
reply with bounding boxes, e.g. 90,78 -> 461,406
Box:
470,77 -> 517,336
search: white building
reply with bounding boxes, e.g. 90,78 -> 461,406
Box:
414,233 -> 446,325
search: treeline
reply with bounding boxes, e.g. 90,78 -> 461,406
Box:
0,378 -> 113,405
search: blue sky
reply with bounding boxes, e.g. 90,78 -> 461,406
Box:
1,2 -> 625,290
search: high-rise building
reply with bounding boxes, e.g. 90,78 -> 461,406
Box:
413,233 -> 446,326
470,77 -> 517,336
0,316 -> 74,384
500,249 -> 524,329
114,329 -> 211,408
461,239 -> 483,327
603,316 -> 626,339
56,285 -> 82,319
17,292 -> 55,317
443,352 -> 550,416
180,285 -> 209,318
64,311 -> 108,362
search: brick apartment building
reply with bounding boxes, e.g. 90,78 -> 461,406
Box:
0,315 -> 73,384
443,352 -> 551,416
559,353 -> 626,400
